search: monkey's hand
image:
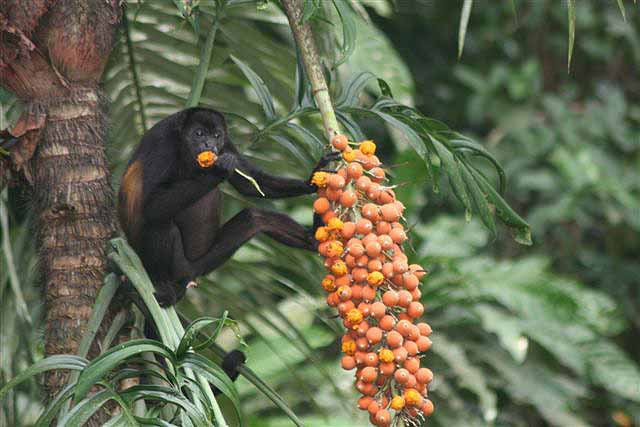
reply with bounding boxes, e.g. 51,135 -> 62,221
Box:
308,151 -> 341,189
213,152 -> 237,177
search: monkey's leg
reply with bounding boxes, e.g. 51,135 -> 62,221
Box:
179,208 -> 315,278
175,188 -> 223,261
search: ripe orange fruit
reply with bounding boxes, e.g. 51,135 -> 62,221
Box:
341,356 -> 356,370
417,322 -> 433,336
313,197 -> 330,214
416,336 -> 432,352
397,290 -> 413,307
404,340 -> 419,356
393,346 -> 408,364
355,218 -> 373,235
328,174 -> 346,190
396,320 -> 413,337
416,368 -> 433,384
370,301 -> 386,319
355,176 -> 372,192
394,368 -> 410,384
404,357 -> 420,374
364,352 -> 379,367
370,167 -> 385,182
360,366 -> 378,383
340,190 -> 357,207
386,331 -> 403,348
420,399 -> 435,416
403,273 -> 419,290
358,396 -> 373,410
332,134 -> 349,150
374,409 -> 390,426
378,315 -> 396,331
361,285 -> 377,302
379,362 -> 395,376
389,227 -> 407,243
347,162 -> 363,179
407,301 -> 425,318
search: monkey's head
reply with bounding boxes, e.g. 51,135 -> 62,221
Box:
179,108 -> 227,169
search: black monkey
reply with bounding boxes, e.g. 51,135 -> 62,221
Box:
118,107 -> 335,306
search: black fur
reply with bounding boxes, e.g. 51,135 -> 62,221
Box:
118,107 -> 335,306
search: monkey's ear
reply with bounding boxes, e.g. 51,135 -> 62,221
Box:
212,110 -> 227,129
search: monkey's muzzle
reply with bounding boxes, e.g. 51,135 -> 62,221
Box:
197,151 -> 217,168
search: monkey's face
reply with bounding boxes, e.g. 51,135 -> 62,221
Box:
182,112 -> 226,169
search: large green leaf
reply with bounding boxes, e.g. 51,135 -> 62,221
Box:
230,55 -> 277,120
0,356 -> 88,399
179,353 -> 243,424
331,0 -> 358,66
74,340 -> 175,399
432,334 -> 497,423
458,0 -> 474,58
59,387 -> 137,427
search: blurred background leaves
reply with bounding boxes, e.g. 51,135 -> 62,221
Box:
1,1 -> 639,426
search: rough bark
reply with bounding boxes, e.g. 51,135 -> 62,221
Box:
1,1 -> 122,421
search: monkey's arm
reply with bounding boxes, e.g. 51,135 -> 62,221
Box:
229,156 -> 312,198
227,149 -> 339,199
144,176 -> 225,223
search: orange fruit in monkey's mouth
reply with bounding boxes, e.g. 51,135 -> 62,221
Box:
197,151 -> 217,168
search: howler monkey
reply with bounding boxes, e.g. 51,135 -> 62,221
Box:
118,107 -> 335,307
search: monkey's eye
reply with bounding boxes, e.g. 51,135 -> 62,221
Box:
194,129 -> 205,137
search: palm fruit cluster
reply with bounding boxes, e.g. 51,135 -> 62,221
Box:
312,135 -> 434,426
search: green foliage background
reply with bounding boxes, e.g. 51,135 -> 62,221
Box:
1,1 -> 639,426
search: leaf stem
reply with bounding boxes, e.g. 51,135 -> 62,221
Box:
123,11 -> 148,133
281,0 -> 342,140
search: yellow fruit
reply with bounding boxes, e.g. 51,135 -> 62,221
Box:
327,217 -> 344,231
342,149 -> 357,162
331,260 -> 348,276
359,140 -> 376,155
342,340 -> 356,355
390,395 -> 405,411
367,271 -> 385,286
404,388 -> 422,406
346,308 -> 364,326
378,348 -> 394,363
311,171 -> 328,187
326,241 -> 344,257
321,275 -> 336,292
315,226 -> 329,242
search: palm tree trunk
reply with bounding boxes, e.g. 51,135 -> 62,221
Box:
1,1 -> 122,418
34,89 -> 119,399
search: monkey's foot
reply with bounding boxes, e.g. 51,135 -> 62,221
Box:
154,284 -> 179,307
